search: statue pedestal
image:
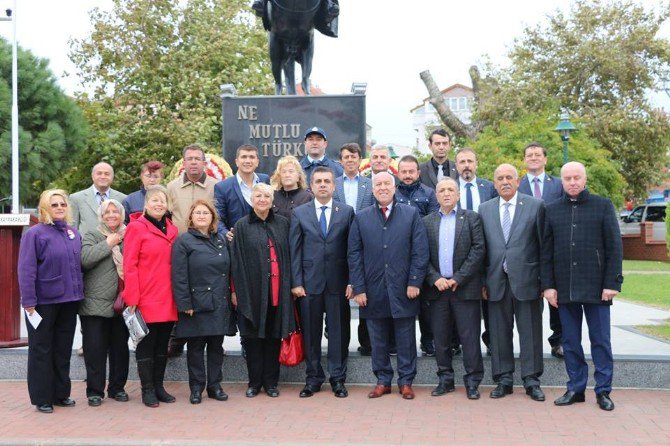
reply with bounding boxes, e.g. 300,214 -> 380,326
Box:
221,94 -> 366,174
0,214 -> 32,348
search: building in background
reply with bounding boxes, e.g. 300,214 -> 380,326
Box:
410,83 -> 474,153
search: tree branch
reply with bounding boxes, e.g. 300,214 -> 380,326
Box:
419,70 -> 478,140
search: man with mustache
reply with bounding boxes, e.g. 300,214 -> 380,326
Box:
478,164 -> 546,402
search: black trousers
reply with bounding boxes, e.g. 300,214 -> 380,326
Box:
186,335 -> 224,391
243,304 -> 281,390
358,318 -> 370,350
26,301 -> 78,406
426,296 -> 484,387
300,291 -> 350,387
418,299 -> 434,351
548,305 -> 562,348
80,315 -> 129,397
135,322 -> 173,361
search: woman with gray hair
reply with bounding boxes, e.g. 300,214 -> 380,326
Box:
79,198 -> 130,407
231,183 -> 296,398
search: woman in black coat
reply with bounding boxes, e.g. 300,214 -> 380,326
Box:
270,155 -> 312,220
232,183 -> 295,398
172,199 -> 235,404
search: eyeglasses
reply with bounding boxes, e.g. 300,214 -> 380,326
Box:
184,157 -> 204,162
50,202 -> 68,208
142,173 -> 162,179
193,211 -> 211,216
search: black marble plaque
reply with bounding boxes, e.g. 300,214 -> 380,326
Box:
222,94 -> 366,175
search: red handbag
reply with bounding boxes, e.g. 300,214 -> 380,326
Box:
279,306 -> 304,367
113,278 -> 126,315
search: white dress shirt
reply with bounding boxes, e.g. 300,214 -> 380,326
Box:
315,198 -> 333,228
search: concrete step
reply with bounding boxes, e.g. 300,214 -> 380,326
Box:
1,349 -> 668,389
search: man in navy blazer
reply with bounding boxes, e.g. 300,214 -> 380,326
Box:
214,144 -> 270,233
455,148 -> 498,354
348,172 -> 429,400
333,143 -> 374,212
290,166 -> 355,399
300,127 -> 344,185
518,142 -> 564,359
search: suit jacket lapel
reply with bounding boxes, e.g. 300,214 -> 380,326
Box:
428,163 -> 438,187
310,203 -> 325,239
543,175 -> 553,200
335,178 -> 345,204
86,186 -> 100,215
507,196 -> 527,244
454,209 -> 465,247
356,178 -> 367,210
489,197 -> 506,243
327,203 -> 343,237
232,179 -> 248,210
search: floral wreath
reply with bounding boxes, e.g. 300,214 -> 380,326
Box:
358,158 -> 399,177
168,153 -> 233,181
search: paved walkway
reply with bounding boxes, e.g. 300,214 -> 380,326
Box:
13,299 -> 670,357
0,381 -> 668,445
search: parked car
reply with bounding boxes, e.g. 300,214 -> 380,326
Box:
619,202 -> 667,240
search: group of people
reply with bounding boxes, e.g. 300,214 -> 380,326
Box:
18,126 -> 623,414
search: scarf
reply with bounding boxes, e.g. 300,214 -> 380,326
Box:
98,223 -> 126,279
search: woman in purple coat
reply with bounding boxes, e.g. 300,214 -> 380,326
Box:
18,189 -> 85,414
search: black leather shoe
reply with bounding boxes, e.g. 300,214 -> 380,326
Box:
111,391 -> 129,402
246,387 -> 260,398
299,385 -> 321,398
36,404 -> 53,413
357,346 -> 372,356
489,384 -> 513,399
207,387 -> 229,401
332,382 -> 348,398
525,385 -> 546,402
596,392 -> 615,411
265,386 -> 280,397
466,387 -> 480,400
554,390 -> 586,406
53,398 -> 76,407
551,345 -> 565,359
87,396 -> 102,407
431,380 -> 455,396
190,389 -> 202,404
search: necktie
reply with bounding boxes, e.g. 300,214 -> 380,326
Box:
380,206 -> 388,221
502,202 -> 511,242
437,164 -> 444,182
533,177 -> 541,199
502,202 -> 511,273
465,183 -> 473,211
97,192 -> 106,203
319,205 -> 328,237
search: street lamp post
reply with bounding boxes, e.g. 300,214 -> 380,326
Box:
0,2 -> 17,213
554,110 -> 577,164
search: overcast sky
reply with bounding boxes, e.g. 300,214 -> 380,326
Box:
1,0 -> 668,147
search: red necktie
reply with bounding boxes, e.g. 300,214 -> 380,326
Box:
380,206 -> 388,221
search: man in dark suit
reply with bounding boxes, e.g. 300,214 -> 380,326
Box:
348,172 -> 429,400
419,129 -> 458,189
518,142 -> 564,359
423,178 -> 485,400
290,166 -> 355,399
542,162 -> 623,411
455,147 -> 498,355
333,143 -> 374,356
300,127 -> 343,184
479,164 -> 546,402
214,144 -> 270,233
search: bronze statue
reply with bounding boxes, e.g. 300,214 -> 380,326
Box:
252,0 -> 339,95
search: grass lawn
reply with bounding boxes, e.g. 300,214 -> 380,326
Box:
623,260 -> 670,272
618,274 -> 670,310
635,322 -> 670,342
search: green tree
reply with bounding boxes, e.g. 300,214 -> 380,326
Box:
0,39 -> 87,206
474,0 -> 670,200
63,0 -> 272,193
469,107 -> 626,207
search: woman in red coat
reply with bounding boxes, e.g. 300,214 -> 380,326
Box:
123,185 -> 178,407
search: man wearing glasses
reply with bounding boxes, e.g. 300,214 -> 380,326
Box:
122,160 -> 165,223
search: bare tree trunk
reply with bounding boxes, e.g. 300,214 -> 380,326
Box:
419,69 -> 479,140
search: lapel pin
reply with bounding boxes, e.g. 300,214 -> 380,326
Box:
335,206 -> 339,212
67,229 -> 75,240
